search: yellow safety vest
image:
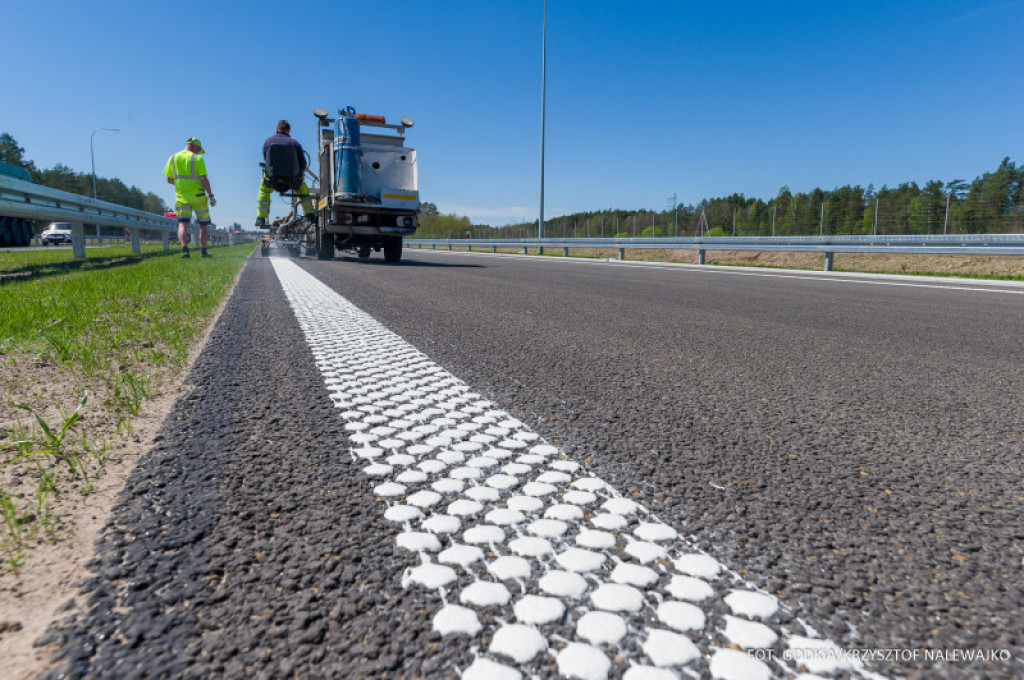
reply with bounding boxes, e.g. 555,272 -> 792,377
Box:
164,150 -> 207,198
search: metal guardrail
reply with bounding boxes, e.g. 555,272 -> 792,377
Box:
0,174 -> 178,258
407,234 -> 1024,271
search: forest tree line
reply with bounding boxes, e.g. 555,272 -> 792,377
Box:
0,133 -> 167,215
417,157 -> 1024,239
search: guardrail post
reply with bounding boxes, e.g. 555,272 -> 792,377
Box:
523,246 -> 528,255
698,249 -> 706,265
824,252 -> 834,271
70,221 -> 86,259
130,228 -> 141,254
448,243 -> 452,251
468,244 -> 473,252
618,248 -> 625,260
563,247 -> 569,257
161,232 -> 170,251
492,246 -> 497,253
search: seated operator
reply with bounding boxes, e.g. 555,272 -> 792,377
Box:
255,119 -> 316,228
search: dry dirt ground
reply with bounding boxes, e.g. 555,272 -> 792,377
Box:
0,251 -> 1021,679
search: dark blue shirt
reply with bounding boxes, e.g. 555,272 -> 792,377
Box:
263,132 -> 306,172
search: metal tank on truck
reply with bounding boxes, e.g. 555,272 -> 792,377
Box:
311,106 -> 420,263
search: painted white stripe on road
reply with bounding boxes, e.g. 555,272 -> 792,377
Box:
271,258 -> 885,680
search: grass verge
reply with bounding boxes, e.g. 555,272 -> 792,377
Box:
0,242 -> 256,572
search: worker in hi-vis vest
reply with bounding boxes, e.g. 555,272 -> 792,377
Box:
164,137 -> 215,258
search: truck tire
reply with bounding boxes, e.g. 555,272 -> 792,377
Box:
357,246 -> 371,259
383,237 -> 402,264
16,219 -> 30,247
0,217 -> 10,247
316,228 -> 334,261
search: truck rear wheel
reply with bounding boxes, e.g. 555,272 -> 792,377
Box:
357,246 -> 371,259
316,227 -> 334,261
0,217 -> 10,247
383,237 -> 402,264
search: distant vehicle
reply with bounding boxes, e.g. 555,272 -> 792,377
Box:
164,211 -> 177,219
41,222 -> 73,245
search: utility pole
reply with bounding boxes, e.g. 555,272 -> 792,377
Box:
732,208 -> 736,236
873,198 -> 879,236
772,204 -> 776,236
819,203 -> 824,236
538,0 -> 547,253
90,127 -> 120,199
943,192 -> 951,235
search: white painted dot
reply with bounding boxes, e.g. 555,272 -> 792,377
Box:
485,474 -> 520,490
591,513 -> 628,530
488,555 -> 533,580
461,657 -> 521,680
463,525 -> 506,545
437,450 -> 466,465
513,595 -> 566,625
564,490 -> 598,505
634,522 -> 678,542
465,486 -> 501,503
674,553 -> 722,579
507,495 -> 544,513
374,482 -> 406,497
657,600 -> 706,632
722,615 -> 778,649
515,453 -> 545,464
384,505 -> 423,523
576,611 -> 627,645
406,490 -> 443,507
509,536 -> 554,557
709,648 -> 773,680
454,441 -> 483,453
549,460 -> 581,473
576,530 -> 617,549
422,514 -> 461,534
666,575 -> 715,601
643,628 -> 700,667
378,439 -> 405,450
489,623 -> 547,663
522,481 -> 559,497
556,643 -> 610,680
407,444 -> 435,456
461,580 -> 512,607
528,518 -> 569,538
530,444 -> 559,456
571,477 -> 607,492
624,540 -> 668,564
363,463 -> 394,477
402,562 -> 457,589
467,455 -> 499,468
354,447 -> 384,460
345,422 -> 369,432
556,548 -> 606,573
502,463 -> 533,476
432,604 -> 481,636
544,504 -> 585,521
485,508 -> 526,525
590,583 -> 645,612
396,532 -> 442,553
622,665 -> 678,680
535,470 -> 572,485
349,433 -> 378,444
539,569 -> 588,597
432,478 -> 465,494
511,431 -> 538,441
450,466 -> 484,480
386,454 -> 416,467
418,460 -> 447,474
439,543 -> 485,568
724,591 -> 779,619
500,440 -> 529,450
448,499 -> 485,517
601,497 -> 640,515
485,447 -> 514,460
785,636 -> 856,673
609,562 -> 659,588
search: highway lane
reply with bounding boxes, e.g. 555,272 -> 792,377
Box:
305,250 -> 1023,677
45,250 -> 1022,678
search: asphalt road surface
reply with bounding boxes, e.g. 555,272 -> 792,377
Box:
45,250 -> 1023,679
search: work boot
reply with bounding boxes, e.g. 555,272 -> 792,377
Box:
255,217 -> 267,228
201,249 -> 213,258
181,247 -> 190,259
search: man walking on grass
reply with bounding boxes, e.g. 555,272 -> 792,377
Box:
164,137 -> 215,258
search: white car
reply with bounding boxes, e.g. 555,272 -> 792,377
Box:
41,223 -> 72,245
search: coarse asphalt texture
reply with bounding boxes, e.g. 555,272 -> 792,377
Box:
44,249 -> 1023,679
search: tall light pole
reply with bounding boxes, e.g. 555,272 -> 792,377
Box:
91,127 -> 119,199
538,0 -> 547,250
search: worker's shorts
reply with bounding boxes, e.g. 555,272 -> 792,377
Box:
175,191 -> 211,226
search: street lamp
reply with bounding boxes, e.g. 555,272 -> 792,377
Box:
90,127 -> 119,199
538,0 -> 547,249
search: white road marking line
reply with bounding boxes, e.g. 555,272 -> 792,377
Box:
271,259 -> 886,679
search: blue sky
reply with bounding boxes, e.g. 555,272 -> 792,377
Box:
4,0 -> 1022,227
